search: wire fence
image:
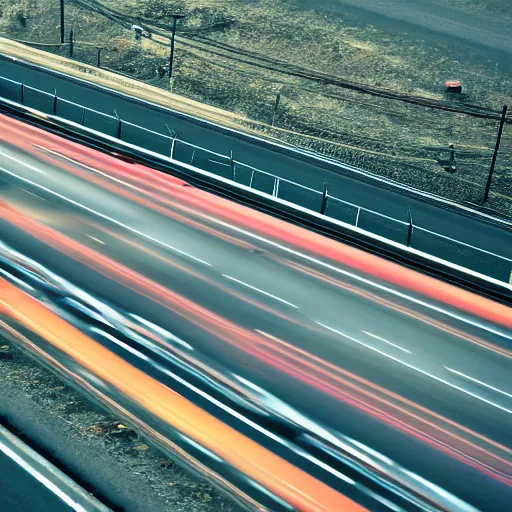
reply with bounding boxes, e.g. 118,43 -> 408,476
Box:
2,0 -> 511,215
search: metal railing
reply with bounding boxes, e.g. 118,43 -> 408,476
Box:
1,74 -> 511,285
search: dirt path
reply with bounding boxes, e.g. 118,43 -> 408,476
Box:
0,38 -> 254,130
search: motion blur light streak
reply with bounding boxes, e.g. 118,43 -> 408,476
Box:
316,322 -> 512,415
1,113 -> 510,330
1,113 -> 511,511
222,274 -> 300,309
362,332 -> 412,354
253,329 -> 512,483
444,367 -> 512,399
1,279 -> 367,512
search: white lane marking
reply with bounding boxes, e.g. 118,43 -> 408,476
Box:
222,274 -> 299,309
85,235 -> 105,245
165,245 -> 211,267
23,189 -> 48,202
35,144 -> 147,193
187,210 -> 510,339
0,443 -> 88,512
316,322 -> 512,414
0,151 -> 507,339
362,331 -> 412,354
98,326 -> 355,487
0,159 -> 211,268
0,148 -> 47,175
444,367 -> 512,399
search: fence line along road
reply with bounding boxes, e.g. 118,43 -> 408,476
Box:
1,66 -> 510,292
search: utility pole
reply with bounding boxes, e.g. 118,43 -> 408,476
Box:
69,29 -> 74,58
483,105 -> 508,203
60,0 -> 65,44
168,14 -> 185,89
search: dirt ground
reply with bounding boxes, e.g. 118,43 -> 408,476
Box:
0,341 -> 240,512
0,0 -> 510,214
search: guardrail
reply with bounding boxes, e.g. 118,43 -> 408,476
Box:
0,423 -> 111,512
0,76 -> 511,297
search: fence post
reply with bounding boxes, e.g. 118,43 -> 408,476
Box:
165,125 -> 177,159
60,0 -> 65,44
230,151 -> 235,180
96,48 -> 101,68
68,29 -> 74,58
170,135 -> 177,159
483,105 -> 508,203
53,89 -> 57,115
407,207 -> 413,247
320,181 -> 328,215
114,110 -> 122,139
271,92 -> 281,127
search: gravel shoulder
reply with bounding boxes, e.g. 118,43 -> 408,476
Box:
0,342 -> 239,512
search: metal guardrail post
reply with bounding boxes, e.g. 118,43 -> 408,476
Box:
168,15 -> 185,89
20,83 -> 24,104
53,90 -> 57,115
114,110 -> 122,139
321,181 -> 328,215
230,151 -> 235,181
407,207 -> 413,247
483,105 -> 508,203
96,48 -> 101,68
170,135 -> 176,159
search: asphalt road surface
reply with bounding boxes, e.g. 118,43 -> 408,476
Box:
1,58 -> 511,282
1,115 -> 511,511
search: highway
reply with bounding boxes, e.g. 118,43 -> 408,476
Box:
1,113 -> 511,511
1,56 -> 511,274
0,424 -> 109,512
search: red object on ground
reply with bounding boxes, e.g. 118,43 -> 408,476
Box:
445,80 -> 462,93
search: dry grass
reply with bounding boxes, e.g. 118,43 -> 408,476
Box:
1,0 -> 511,214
